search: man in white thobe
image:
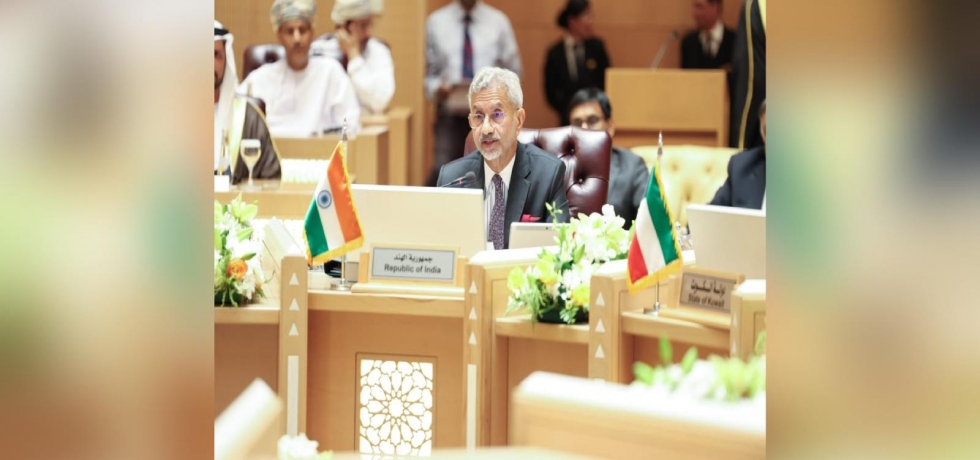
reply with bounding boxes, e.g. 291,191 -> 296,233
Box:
311,0 -> 395,114
241,0 -> 361,138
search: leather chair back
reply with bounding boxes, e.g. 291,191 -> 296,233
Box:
632,145 -> 739,225
242,44 -> 285,80
464,127 -> 611,217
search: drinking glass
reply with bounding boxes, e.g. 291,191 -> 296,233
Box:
240,139 -> 261,190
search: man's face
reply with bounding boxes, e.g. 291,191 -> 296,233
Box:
568,9 -> 595,39
348,17 -> 373,48
760,110 -> 767,144
569,101 -> 614,138
459,0 -> 477,11
470,86 -> 525,161
693,0 -> 720,31
214,40 -> 226,91
278,19 -> 314,70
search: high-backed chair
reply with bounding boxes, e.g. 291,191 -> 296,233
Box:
242,44 -> 285,80
464,126 -> 611,217
632,144 -> 739,225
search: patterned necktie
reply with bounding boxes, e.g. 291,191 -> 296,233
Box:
490,174 -> 505,250
462,15 -> 474,79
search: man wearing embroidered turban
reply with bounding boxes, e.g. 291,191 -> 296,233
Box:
241,0 -> 362,138
214,21 -> 281,184
310,0 -> 395,114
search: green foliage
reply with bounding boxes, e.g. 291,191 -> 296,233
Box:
214,194 -> 268,307
506,203 -> 629,324
754,330 -> 767,356
632,335 -> 767,403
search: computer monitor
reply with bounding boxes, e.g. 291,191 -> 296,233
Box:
350,185 -> 486,259
509,222 -> 560,250
685,204 -> 766,279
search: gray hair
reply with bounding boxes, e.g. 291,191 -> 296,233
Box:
468,67 -> 523,109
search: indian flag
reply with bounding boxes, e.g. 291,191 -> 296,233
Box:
303,141 -> 364,265
627,160 -> 684,293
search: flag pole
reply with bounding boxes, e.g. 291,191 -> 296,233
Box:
652,131 -> 664,315
332,118 -> 354,291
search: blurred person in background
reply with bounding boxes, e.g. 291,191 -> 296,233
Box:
729,0 -> 766,149
711,99 -> 766,209
241,0 -> 361,138
681,0 -> 735,70
544,0 -> 610,126
425,0 -> 522,186
567,88 -> 648,228
214,21 -> 281,184
311,0 -> 395,114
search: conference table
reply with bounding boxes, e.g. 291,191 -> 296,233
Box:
214,217 -> 766,455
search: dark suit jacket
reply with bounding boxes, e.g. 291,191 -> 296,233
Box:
544,38 -> 611,126
709,146 -> 766,209
608,147 -> 649,229
680,28 -> 736,70
436,142 -> 571,249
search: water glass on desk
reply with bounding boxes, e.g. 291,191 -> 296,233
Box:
240,138 -> 261,190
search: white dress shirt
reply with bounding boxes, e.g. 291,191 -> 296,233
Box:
483,154 -> 516,239
240,58 -> 362,138
310,37 -> 395,114
700,20 -> 725,57
424,0 -> 522,100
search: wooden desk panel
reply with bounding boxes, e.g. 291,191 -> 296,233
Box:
606,69 -> 728,147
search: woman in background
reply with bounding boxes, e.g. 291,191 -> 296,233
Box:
544,0 -> 610,126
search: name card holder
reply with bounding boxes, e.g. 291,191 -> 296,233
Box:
658,266 -> 745,330
352,243 -> 467,298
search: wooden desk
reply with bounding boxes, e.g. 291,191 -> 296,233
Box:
363,107 -> 413,186
215,221 -> 469,455
511,372 -> 766,459
215,187 -> 310,220
274,125 -> 389,185
606,69 -> 728,148
589,260 -> 729,386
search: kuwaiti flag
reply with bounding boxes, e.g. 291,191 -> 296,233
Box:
627,160 -> 684,293
303,141 -> 364,265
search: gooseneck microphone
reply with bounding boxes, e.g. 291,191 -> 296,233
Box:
650,30 -> 680,69
439,171 -> 477,188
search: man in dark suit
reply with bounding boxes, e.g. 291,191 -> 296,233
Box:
544,0 -> 610,126
681,0 -> 736,70
437,67 -> 570,250
711,100 -> 766,209
729,0 -> 766,149
567,88 -> 649,229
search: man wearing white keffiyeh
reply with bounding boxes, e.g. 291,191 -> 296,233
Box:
215,21 -> 281,184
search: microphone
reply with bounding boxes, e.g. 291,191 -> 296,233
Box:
439,171 -> 477,188
650,30 -> 680,69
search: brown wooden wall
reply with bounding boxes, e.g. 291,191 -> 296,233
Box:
425,0 -> 741,128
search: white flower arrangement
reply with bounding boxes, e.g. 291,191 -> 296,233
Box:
506,204 -> 630,324
277,433 -> 332,460
214,194 -> 270,306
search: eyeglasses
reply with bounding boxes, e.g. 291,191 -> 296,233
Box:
468,110 -> 508,129
571,115 -> 604,130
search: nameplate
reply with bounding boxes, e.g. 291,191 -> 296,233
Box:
369,245 -> 458,284
674,267 -> 745,313
214,175 -> 231,192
